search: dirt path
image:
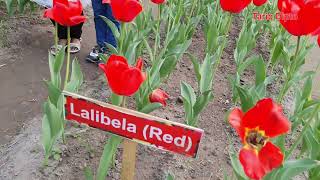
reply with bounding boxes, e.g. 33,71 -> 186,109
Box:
304,38 -> 320,98
0,11 -> 99,146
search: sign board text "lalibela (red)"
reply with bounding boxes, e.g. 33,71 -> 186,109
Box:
63,92 -> 204,158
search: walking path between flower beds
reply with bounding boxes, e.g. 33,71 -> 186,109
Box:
304,39 -> 320,98
0,17 -> 99,145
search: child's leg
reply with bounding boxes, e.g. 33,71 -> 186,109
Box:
50,19 -> 68,40
70,23 -> 83,53
50,20 -> 67,55
92,0 -> 119,48
70,23 -> 83,39
70,12 -> 84,40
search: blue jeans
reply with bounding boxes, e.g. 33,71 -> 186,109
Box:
91,0 -> 119,48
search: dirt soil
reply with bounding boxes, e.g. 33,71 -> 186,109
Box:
1,6 -> 315,180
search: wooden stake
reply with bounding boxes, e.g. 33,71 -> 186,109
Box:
120,140 -> 138,180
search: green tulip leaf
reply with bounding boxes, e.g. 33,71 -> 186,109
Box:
186,53 -> 201,82
236,85 -> 254,113
159,55 -> 178,78
193,91 -> 214,119
65,59 -> 83,93
45,81 -> 62,107
255,55 -> 266,86
100,15 -> 120,39
140,103 -> 163,114
276,159 -> 320,180
53,47 -> 66,74
166,173 -> 175,180
270,39 -> 283,65
84,167 -> 94,180
200,54 -> 214,93
41,114 -> 52,157
229,151 -> 248,180
97,135 -> 122,180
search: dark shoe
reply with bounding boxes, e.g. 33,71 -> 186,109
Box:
86,46 -> 101,64
86,46 -> 111,65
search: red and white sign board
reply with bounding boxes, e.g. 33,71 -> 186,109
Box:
63,91 -> 204,158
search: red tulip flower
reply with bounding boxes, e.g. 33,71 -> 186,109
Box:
278,0 -> 320,36
99,55 -> 146,96
151,0 -> 166,4
253,0 -> 267,6
229,98 -> 291,180
102,0 -> 143,22
220,0 -> 252,13
149,89 -> 169,106
44,0 -> 86,26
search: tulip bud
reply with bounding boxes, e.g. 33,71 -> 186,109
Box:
149,89 -> 169,106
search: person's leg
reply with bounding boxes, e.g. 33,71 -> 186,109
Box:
70,23 -> 83,39
69,22 -> 83,53
50,20 -> 67,55
50,19 -> 68,40
70,12 -> 84,39
91,0 -> 119,48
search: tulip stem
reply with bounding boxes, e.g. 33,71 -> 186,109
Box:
121,96 -> 127,108
277,36 -> 301,103
189,0 -> 197,21
285,104 -> 320,160
119,23 -> 126,55
55,22 -> 58,51
294,36 -> 301,57
153,5 -> 161,63
64,27 -> 71,88
216,13 -> 233,69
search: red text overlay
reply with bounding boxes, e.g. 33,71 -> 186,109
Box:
64,92 -> 204,158
253,11 -> 298,21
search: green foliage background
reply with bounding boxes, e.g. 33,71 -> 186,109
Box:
0,0 -> 36,16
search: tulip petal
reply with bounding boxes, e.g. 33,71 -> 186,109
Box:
123,0 -> 143,22
44,0 -> 85,27
69,16 -> 87,26
136,58 -> 143,71
259,142 -> 284,172
253,0 -> 267,6
229,108 -> 245,141
220,0 -> 252,13
149,89 -> 169,106
239,142 -> 284,180
119,68 -> 145,96
107,54 -> 128,66
239,147 -> 266,180
110,0 -> 142,22
54,0 -> 68,6
242,98 -> 291,138
151,0 -> 166,4
68,0 -> 83,16
105,56 -> 129,94
102,55 -> 145,96
318,35 -> 320,47
43,9 -> 54,19
99,63 -> 106,71
49,2 -> 72,26
278,0 -> 320,36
